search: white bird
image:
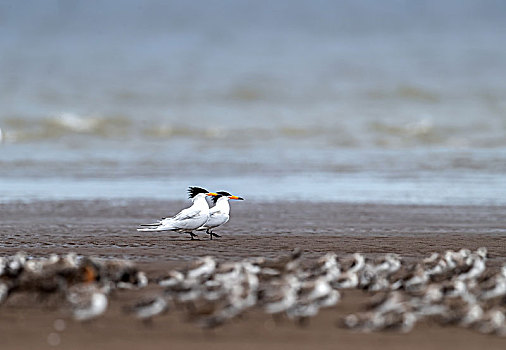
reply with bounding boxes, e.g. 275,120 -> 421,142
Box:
187,256 -> 217,280
264,275 -> 300,314
137,187 -> 216,240
0,283 -> 8,304
197,191 -> 244,240
67,283 -> 109,321
127,296 -> 169,321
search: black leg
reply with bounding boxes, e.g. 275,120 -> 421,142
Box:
189,232 -> 199,240
211,231 -> 221,238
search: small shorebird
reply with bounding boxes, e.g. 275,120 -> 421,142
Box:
186,256 -> 217,280
475,307 -> 506,334
331,253 -> 364,289
343,309 -> 417,333
67,283 -> 110,321
457,247 -> 487,281
197,191 -> 244,240
287,277 -> 340,321
137,187 -> 217,240
478,265 -> 506,300
126,296 -> 169,322
263,274 -> 300,315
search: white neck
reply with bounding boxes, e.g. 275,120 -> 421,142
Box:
192,193 -> 210,208
213,197 -> 230,214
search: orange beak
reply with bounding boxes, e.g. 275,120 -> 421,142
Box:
207,192 -> 218,197
228,195 -> 244,200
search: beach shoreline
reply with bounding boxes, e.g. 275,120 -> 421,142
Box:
1,199 -> 504,260
0,200 -> 505,349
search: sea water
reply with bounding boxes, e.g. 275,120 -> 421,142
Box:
1,1 -> 505,204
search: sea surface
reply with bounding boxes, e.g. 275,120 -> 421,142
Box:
0,1 -> 505,204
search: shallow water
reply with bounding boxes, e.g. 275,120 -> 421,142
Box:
1,1 -> 505,204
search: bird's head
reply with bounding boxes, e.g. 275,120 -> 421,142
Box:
210,190 -> 244,203
188,186 -> 214,200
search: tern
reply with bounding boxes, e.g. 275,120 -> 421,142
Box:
137,187 -> 217,240
197,191 -> 244,240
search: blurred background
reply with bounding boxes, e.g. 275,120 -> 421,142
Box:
0,0 -> 505,203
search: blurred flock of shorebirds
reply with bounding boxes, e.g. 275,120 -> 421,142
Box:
0,247 -> 505,336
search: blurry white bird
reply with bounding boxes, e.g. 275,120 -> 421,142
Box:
67,283 -> 110,321
187,256 -> 217,280
137,187 -> 216,240
127,296 -> 169,322
197,191 -> 244,240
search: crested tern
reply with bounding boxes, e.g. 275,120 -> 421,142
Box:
197,191 -> 244,240
137,187 -> 216,240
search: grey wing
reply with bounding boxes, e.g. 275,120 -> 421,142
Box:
208,210 -> 221,219
139,209 -> 197,227
172,206 -> 201,221
203,210 -> 229,228
171,206 -> 210,230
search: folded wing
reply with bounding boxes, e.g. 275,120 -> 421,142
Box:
137,206 -> 207,232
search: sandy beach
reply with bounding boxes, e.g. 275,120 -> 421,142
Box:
0,200 -> 505,349
2,2 -> 506,349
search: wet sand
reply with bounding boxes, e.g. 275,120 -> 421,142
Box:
0,200 -> 505,349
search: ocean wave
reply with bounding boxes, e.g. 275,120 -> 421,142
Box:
368,118 -> 444,147
367,86 -> 440,103
1,113 -> 505,148
1,113 -> 131,142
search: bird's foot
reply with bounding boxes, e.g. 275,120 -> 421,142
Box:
210,232 -> 221,239
189,233 -> 200,240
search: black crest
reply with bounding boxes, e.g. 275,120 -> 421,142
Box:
188,186 -> 209,199
211,191 -> 232,204
217,191 -> 232,196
